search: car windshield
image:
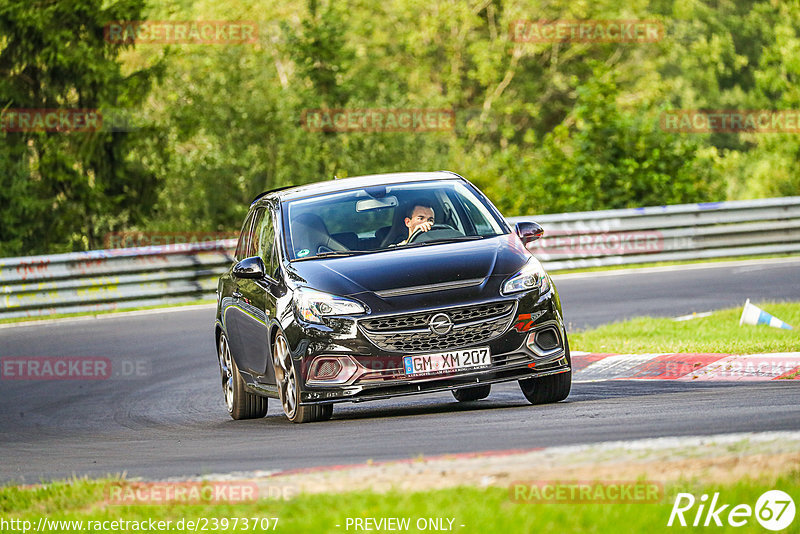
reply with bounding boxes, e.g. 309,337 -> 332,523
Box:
283,180 -> 506,260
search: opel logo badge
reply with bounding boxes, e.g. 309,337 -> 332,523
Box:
429,313 -> 453,335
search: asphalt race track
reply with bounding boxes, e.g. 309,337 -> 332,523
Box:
1,258 -> 798,483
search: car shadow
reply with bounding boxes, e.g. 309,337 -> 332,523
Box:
254,395 -> 556,425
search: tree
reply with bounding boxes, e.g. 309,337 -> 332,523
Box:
0,0 -> 163,255
525,66 -> 723,213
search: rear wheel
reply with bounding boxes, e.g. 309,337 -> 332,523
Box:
272,332 -> 332,423
452,384 -> 491,402
218,332 -> 268,420
519,338 -> 572,405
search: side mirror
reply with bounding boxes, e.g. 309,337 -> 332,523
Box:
232,256 -> 266,279
515,221 -> 544,245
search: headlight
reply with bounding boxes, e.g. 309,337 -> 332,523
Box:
293,288 -> 366,323
501,257 -> 550,295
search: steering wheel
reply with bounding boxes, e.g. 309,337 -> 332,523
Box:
406,223 -> 459,244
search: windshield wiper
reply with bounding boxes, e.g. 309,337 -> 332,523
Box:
405,235 -> 487,248
293,250 -> 373,261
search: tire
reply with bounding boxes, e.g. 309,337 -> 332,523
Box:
272,331 -> 331,423
452,384 -> 491,402
218,332 -> 268,420
519,338 -> 572,405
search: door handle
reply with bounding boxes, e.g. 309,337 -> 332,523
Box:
232,289 -> 243,299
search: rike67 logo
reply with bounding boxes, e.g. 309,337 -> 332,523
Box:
668,490 -> 795,531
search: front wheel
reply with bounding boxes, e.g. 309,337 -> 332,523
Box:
272,332 -> 333,423
452,384 -> 491,402
519,339 -> 572,404
218,332 -> 268,420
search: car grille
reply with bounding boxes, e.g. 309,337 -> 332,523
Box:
359,301 -> 515,353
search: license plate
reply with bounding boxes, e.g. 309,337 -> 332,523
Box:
403,347 -> 491,377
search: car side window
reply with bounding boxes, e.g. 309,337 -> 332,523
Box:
234,210 -> 256,261
257,209 -> 275,275
247,208 -> 266,258
269,243 -> 279,279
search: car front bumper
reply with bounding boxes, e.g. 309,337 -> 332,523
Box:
284,283 -> 570,406
301,352 -> 570,404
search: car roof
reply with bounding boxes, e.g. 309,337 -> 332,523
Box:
252,171 -> 464,205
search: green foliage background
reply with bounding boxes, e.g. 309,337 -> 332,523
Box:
1,0 -> 799,256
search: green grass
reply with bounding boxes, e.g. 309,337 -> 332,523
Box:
550,253 -> 799,274
0,299 -> 215,325
570,301 -> 800,354
2,474 -> 799,533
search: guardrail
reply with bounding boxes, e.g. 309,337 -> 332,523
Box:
1,197 -> 799,320
508,196 -> 800,271
0,241 -> 236,320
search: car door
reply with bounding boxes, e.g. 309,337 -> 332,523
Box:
233,205 -> 280,381
221,208 -> 257,369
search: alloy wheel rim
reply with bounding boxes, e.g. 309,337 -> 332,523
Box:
273,335 -> 296,418
218,335 -> 234,413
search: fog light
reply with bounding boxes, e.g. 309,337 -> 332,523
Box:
307,356 -> 358,385
310,358 -> 341,380
526,325 -> 563,357
536,328 -> 559,350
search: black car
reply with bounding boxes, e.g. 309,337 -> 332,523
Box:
214,171 -> 571,423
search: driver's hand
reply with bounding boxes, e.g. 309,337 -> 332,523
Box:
412,221 -> 433,234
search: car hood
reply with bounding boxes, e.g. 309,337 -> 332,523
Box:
285,234 -> 531,302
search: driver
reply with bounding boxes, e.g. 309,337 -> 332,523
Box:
395,200 -> 435,246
